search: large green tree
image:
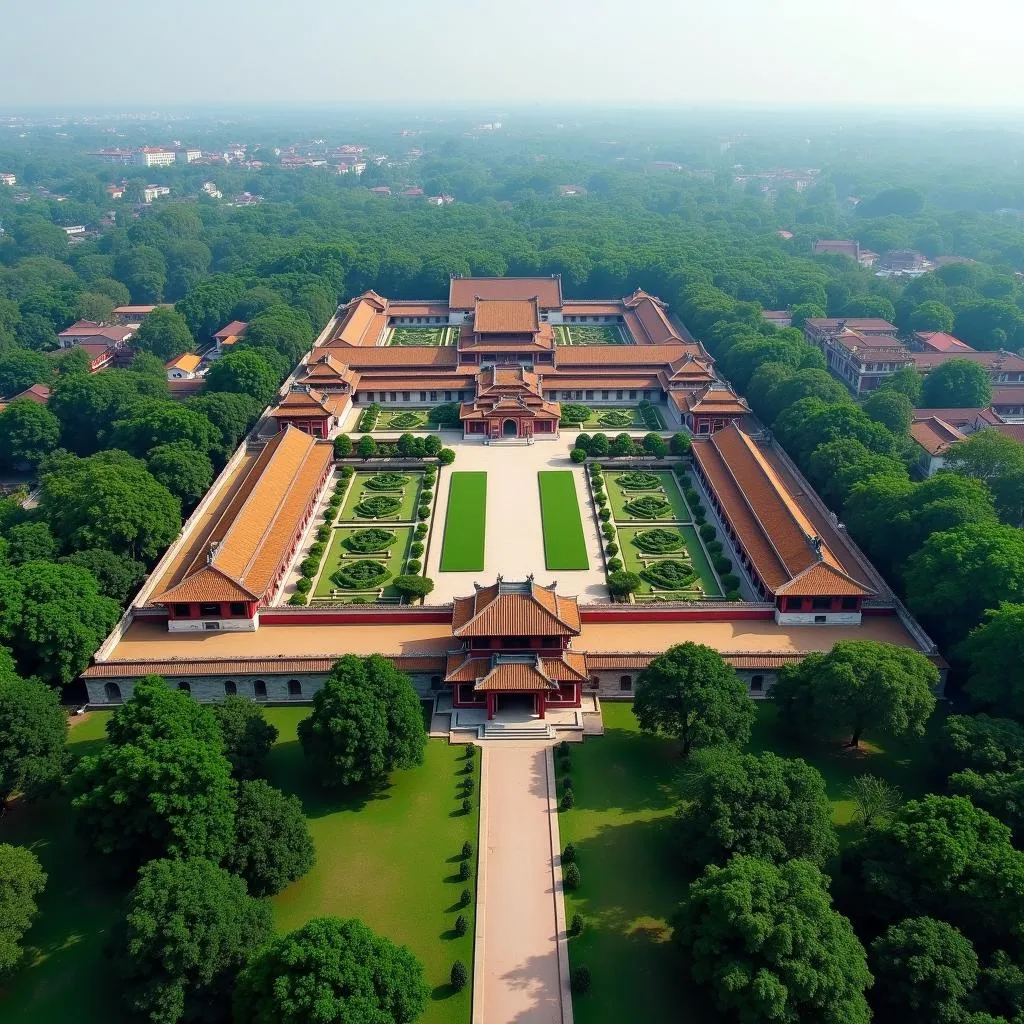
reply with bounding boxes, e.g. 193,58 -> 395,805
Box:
118,857 -> 273,1024
959,603 -> 1024,717
210,696 -> 279,780
110,401 -> 220,459
146,441 -> 214,507
105,675 -> 223,748
676,749 -> 837,869
0,843 -> 47,974
298,654 -> 426,787
0,399 -> 61,467
233,916 -> 428,1024
949,768 -> 1024,846
674,856 -> 872,1024
186,391 -> 261,455
633,642 -> 754,758
132,307 -> 195,361
863,390 -> 914,435
61,548 -> 148,603
920,360 -> 993,408
0,350 -> 53,398
771,640 -> 937,748
937,714 -> 1024,776
0,669 -> 67,809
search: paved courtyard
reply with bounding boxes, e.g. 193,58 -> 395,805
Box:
424,436 -> 608,604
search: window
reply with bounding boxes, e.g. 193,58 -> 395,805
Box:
785,597 -> 802,611
814,614 -> 827,624
199,602 -> 220,617
616,390 -> 624,400
402,392 -> 410,402
203,622 -> 221,631
444,391 -> 452,401
430,391 -> 437,402
287,679 -> 302,697
224,680 -> 237,696
750,675 -> 764,693
177,681 -> 191,694
173,603 -> 191,616
254,680 -> 267,699
629,390 -> 636,400
389,392 -> 397,402
585,391 -> 593,400
602,391 -> 609,400
430,675 -> 442,691
619,675 -> 633,691
841,596 -> 858,610
104,682 -> 122,703
229,602 -> 246,616
420,391 -> 427,401
811,597 -> 831,610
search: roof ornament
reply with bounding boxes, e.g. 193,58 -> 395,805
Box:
809,535 -> 823,558
206,540 -> 221,565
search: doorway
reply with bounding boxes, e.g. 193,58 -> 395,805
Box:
496,692 -> 536,718
502,418 -> 518,437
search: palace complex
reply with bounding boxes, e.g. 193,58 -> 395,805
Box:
80,277 -> 942,728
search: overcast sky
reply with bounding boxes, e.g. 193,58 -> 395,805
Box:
4,0 -> 1023,109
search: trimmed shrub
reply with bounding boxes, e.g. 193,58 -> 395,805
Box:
300,556 -> 320,577
569,912 -> 585,936
563,776 -> 574,790
287,592 -> 307,606
641,559 -> 698,590
601,523 -> 616,539
331,559 -> 391,590
588,462 -> 602,478
595,494 -> 607,509
394,575 -> 434,600
406,558 -> 422,574
461,797 -> 471,813
295,577 -> 311,594
693,502 -> 706,516
684,488 -> 699,505
420,488 -> 433,501
462,776 -> 474,794
462,840 -> 473,859
607,570 -> 641,597
605,541 -> 618,556
617,470 -> 661,490
365,472 -> 409,491
415,522 -> 428,539
438,448 -> 456,465
455,914 -> 468,937
606,557 -> 622,572
694,512 -> 706,525
699,523 -> 716,542
410,541 -> 424,557
417,505 -> 431,520
316,525 -> 331,543
570,447 -> 587,464
706,540 -> 723,557
564,862 -> 581,888
354,495 -> 402,518
562,842 -> 577,864
576,433 -> 592,453
571,965 -> 591,994
670,432 -> 691,455
720,573 -> 740,591
458,860 -> 471,881
598,508 -> 611,522
333,434 -> 353,458
345,528 -> 396,553
726,588 -> 742,601
713,556 -> 732,574
633,528 -> 684,553
451,960 -> 468,992
561,790 -> 576,810
624,495 -> 671,519
460,888 -> 471,907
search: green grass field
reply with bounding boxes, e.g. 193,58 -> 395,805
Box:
340,471 -> 423,522
1,709 -> 479,1024
538,471 -> 590,570
605,470 -> 690,522
559,701 -> 937,1024
313,525 -> 414,600
375,408 -> 433,431
440,472 -> 487,571
387,326 -> 457,347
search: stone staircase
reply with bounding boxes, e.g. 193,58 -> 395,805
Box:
487,437 -> 532,447
482,720 -> 555,741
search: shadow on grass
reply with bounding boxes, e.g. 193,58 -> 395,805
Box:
430,982 -> 459,1002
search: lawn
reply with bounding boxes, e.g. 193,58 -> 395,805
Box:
387,326 -> 457,347
615,524 -> 723,599
0,709 -> 479,1024
312,525 -> 414,601
554,324 -> 628,346
559,701 -> 937,1024
605,469 -> 690,522
376,408 -> 436,431
538,471 -> 590,570
340,470 -> 424,522
440,472 -> 487,571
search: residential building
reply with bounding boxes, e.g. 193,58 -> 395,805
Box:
175,148 -> 202,163
62,225 -> 86,236
135,147 -> 176,168
213,320 -> 248,351
877,249 -> 930,275
142,185 -> 170,203
106,183 -> 125,199
912,331 -> 975,353
0,173 -> 15,186
909,350 -> 1024,386
57,320 -> 133,349
762,309 -> 792,328
820,329 -> 913,395
164,353 -> 203,380
803,317 -> 899,348
910,416 -> 966,476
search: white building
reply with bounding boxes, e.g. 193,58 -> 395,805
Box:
142,185 -> 171,203
175,148 -> 201,163
135,148 -> 176,168
0,173 -> 15,185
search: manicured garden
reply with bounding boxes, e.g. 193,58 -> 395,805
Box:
375,408 -> 436,431
615,525 -> 723,598
553,324 -> 628,345
558,701 -> 936,1024
340,470 -> 424,522
538,471 -> 590,570
1,708 -> 480,1024
440,472 -> 487,571
387,326 -> 458,347
604,470 -> 690,522
563,405 -> 665,430
313,525 -> 415,600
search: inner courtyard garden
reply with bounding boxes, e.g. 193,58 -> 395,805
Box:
387,325 -> 459,347
553,324 -> 629,345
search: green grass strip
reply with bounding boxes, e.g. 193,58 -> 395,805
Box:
440,472 -> 487,571
538,471 -> 590,570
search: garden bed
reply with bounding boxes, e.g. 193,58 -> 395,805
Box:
387,326 -> 458,347
604,470 -> 690,522
614,525 -> 723,599
538,471 -> 590,570
340,471 -> 424,522
312,526 -> 415,601
553,324 -> 628,345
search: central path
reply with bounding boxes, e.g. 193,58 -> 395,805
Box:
474,742 -> 573,1024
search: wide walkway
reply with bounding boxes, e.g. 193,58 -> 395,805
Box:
475,742 -> 572,1024
424,436 -> 607,604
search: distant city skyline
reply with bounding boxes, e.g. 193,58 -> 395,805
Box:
3,0 -> 1024,109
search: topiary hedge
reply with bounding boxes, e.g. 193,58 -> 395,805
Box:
354,495 -> 402,518
720,573 -> 740,591
406,558 -> 422,573
331,559 -> 392,590
699,522 -> 716,542
300,556 -> 320,577
606,557 -> 622,572
624,495 -> 671,519
640,559 -> 698,590
387,411 -> 423,429
616,470 -> 661,490
599,409 -> 634,427
410,541 -> 424,557
633,528 -> 684,553
344,528 -> 396,553
364,472 -> 409,491
713,556 -> 732,575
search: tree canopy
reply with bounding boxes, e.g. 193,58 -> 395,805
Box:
920,360 -> 993,408
210,695 -> 279,780
0,843 -> 47,974
0,670 -> 67,809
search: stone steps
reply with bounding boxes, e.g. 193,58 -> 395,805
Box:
482,720 -> 555,741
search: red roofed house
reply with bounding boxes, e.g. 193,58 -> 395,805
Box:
444,578 -> 585,719
910,416 -> 967,477
56,320 -> 133,372
460,366 -> 560,440
213,320 -> 248,352
912,331 -> 975,354
269,384 -> 351,438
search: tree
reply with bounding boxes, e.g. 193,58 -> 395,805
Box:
880,365 -> 924,405
869,917 -> 978,1024
642,432 -> 667,457
111,401 -> 221,459
117,245 -> 167,302
106,675 -> 223,748
847,795 -> 1024,950
71,737 -> 236,875
633,642 -> 754,758
392,574 -> 434,600
607,569 -> 642,597
938,714 -> 1024,776
676,749 -> 837,868
610,432 -> 636,457
0,843 -> 47,974
133,308 -> 195,362
945,431 -> 1024,487
4,521 -> 57,565
233,916 -> 427,1024
950,768 -> 1024,845
0,349 -> 52,397
333,433 -> 353,458
908,301 -> 956,334
210,696 -> 279,779
48,370 -> 159,454
176,274 -> 246,338
53,346 -> 93,377
959,604 -> 1024,716
863,390 -> 914,435
62,548 -> 148,603
357,434 -> 377,459
0,670 -> 67,811
806,438 -> 906,509
846,774 -> 903,829
202,350 -> 279,406
298,654 -> 426,787
858,186 -> 924,217
244,306 -> 314,366
904,523 -> 1024,646
129,350 -> 168,383
147,441 -> 214,507
186,392 -> 261,455
673,856 -> 871,1024
771,640 -> 937,748
38,449 -> 181,561
0,400 -> 60,467
0,560 -> 121,685
921,360 -> 993,408
118,857 -> 273,1024
226,780 -> 315,896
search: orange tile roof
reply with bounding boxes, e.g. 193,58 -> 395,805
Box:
298,353 -> 360,388
474,298 -> 539,334
542,375 -> 662,390
691,424 -> 872,599
386,302 -> 450,317
330,292 -> 388,347
474,659 -> 557,692
444,651 -> 589,692
910,416 -> 967,456
271,386 -> 348,418
165,353 -> 202,372
561,302 -> 624,316
214,320 -> 248,340
451,580 -> 581,637
622,290 -> 682,344
670,384 -> 750,416
459,322 -> 555,351
913,331 -> 975,353
911,350 -> 1024,374
555,343 -> 693,366
158,427 -> 332,604
449,276 -> 562,309
476,366 -> 542,396
343,348 -> 460,368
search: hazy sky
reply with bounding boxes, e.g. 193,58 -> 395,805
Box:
4,0 -> 1024,109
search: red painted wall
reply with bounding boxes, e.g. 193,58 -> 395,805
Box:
579,606 -> 775,623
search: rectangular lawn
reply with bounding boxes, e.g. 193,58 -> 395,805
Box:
440,471 -> 487,571
538,471 -> 590,570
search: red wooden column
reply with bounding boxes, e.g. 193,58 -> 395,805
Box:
536,693 -> 546,719
486,692 -> 496,720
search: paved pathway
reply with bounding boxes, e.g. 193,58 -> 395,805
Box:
424,437 -> 607,604
474,742 -> 572,1024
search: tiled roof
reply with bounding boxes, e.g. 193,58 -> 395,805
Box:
911,350 -> 1024,373
343,348 -> 460,368
475,659 -> 557,692
834,330 -> 912,356
82,654 -> 447,679
555,343 -> 693,366
669,384 -> 750,416
992,423 -> 1024,442
910,416 -> 967,456
584,651 -> 807,672
459,322 -> 555,351
991,388 -> 1024,406
449,276 -> 562,309
10,383 -> 51,404
476,366 -> 542,395
913,331 -> 975,353
543,375 -> 662,390
561,302 -> 623,316
622,290 -> 682,344
297,354 -> 360,389
451,580 -> 581,637
913,407 -> 1002,427
386,302 -> 450,317
214,320 -> 248,340
165,353 -> 202,372
775,562 -> 875,597
691,424 -> 872,598
157,427 -> 332,604
473,298 -> 539,334
330,293 -> 388,347
358,375 -> 472,392
804,318 -> 898,333
271,386 -> 348,418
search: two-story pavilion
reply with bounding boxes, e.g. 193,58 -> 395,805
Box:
459,366 -> 561,439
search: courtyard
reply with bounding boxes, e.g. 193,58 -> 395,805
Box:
553,324 -> 629,345
387,325 -> 459,347
563,405 -> 667,430
0,710 -> 479,1024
